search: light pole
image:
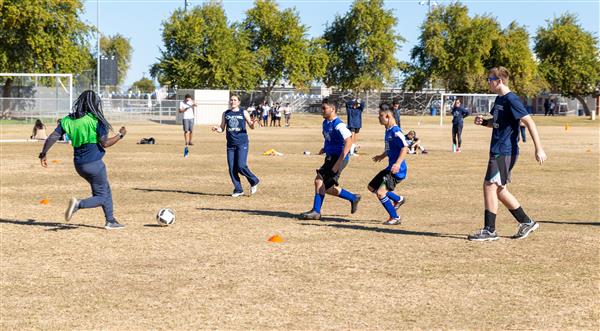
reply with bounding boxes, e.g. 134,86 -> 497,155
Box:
419,0 -> 438,14
184,0 -> 189,11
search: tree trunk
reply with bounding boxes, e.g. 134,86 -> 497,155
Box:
574,95 -> 591,116
2,78 -> 13,119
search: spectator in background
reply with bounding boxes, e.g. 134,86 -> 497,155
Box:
284,103 -> 292,127
392,98 -> 402,130
543,98 -> 550,116
451,99 -> 469,153
30,119 -> 47,140
549,98 -> 556,116
270,103 -> 278,127
346,98 -> 365,155
179,94 -> 197,146
261,101 -> 270,127
275,103 -> 282,127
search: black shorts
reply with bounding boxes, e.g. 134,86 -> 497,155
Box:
368,169 -> 401,191
485,154 -> 517,186
317,154 -> 349,189
349,127 -> 360,134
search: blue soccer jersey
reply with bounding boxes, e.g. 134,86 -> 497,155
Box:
224,109 -> 248,146
323,117 -> 352,156
490,92 -> 530,155
385,125 -> 408,179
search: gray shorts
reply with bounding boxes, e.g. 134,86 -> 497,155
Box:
182,119 -> 194,132
485,154 -> 517,186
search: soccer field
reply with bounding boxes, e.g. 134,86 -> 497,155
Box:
1,114 -> 598,329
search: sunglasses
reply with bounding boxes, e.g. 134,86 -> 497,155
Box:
487,76 -> 499,82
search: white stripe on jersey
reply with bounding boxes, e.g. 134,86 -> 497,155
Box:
395,130 -> 409,147
335,122 -> 352,140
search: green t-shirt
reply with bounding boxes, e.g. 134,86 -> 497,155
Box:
60,113 -> 99,148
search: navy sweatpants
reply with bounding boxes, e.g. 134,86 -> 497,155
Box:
226,143 -> 259,194
74,159 -> 115,222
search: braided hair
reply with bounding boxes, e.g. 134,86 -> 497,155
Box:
70,90 -> 112,131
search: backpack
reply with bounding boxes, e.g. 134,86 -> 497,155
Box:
138,137 -> 155,144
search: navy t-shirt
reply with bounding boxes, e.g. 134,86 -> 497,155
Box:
53,121 -> 108,165
451,106 -> 469,125
489,92 -> 530,155
346,100 -> 364,129
224,109 -> 248,146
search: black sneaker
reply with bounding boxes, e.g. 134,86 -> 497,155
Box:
351,194 -> 361,214
512,221 -> 539,240
301,210 -> 321,220
104,220 -> 125,230
393,196 -> 406,210
467,228 -> 498,241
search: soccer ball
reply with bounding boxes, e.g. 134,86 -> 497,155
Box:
156,208 -> 176,226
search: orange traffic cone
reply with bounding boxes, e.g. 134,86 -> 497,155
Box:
267,235 -> 284,243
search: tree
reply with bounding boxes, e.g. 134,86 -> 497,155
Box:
130,77 -> 155,94
0,0 -> 92,117
487,22 -> 546,97
323,0 -> 403,92
151,1 -> 261,90
535,13 -> 600,115
100,33 -> 133,87
408,2 -> 499,92
242,0 -> 329,101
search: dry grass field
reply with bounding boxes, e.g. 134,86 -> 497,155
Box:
1,113 -> 599,330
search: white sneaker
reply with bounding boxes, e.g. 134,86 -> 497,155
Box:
65,197 -> 79,222
231,192 -> 244,197
250,184 -> 259,195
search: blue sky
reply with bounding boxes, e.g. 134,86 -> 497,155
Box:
80,0 -> 600,87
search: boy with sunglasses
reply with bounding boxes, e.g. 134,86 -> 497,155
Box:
468,67 -> 547,241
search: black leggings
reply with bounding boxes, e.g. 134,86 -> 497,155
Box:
452,124 -> 463,147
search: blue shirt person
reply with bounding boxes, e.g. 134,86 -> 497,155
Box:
451,99 -> 469,152
345,98 -> 365,155
212,94 -> 260,197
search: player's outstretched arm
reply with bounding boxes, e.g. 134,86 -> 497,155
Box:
38,129 -> 62,167
520,115 -> 547,165
101,127 -> 127,148
212,112 -> 226,133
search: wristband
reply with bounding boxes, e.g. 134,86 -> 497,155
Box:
481,119 -> 490,126
118,133 -> 124,139
39,152 -> 46,159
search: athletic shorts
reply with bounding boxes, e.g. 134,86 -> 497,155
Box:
485,154 -> 517,186
317,154 -> 349,189
182,119 -> 194,132
349,127 -> 360,133
368,169 -> 402,191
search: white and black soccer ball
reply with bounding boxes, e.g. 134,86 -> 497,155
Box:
156,208 -> 176,226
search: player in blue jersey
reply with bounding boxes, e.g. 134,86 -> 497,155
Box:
212,94 -> 260,197
369,103 -> 409,225
346,98 -> 365,155
451,98 -> 469,152
468,67 -> 547,242
38,90 -> 127,230
301,101 -> 361,220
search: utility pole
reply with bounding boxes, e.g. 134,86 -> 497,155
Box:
184,0 -> 189,11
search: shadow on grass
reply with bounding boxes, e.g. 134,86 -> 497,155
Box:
133,188 -> 230,197
538,220 -> 600,226
197,207 -> 350,223
299,222 -> 466,240
0,218 -> 104,231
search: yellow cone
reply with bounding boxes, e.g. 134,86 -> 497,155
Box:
268,235 -> 284,243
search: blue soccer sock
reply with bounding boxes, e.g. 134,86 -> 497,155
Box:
338,189 -> 357,202
386,191 -> 401,203
313,194 -> 325,213
380,196 -> 399,219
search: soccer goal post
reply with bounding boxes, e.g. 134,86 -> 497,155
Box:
0,73 -> 73,122
439,93 -> 497,126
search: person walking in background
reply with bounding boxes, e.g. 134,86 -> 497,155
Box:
30,119 -> 47,140
179,94 -> 197,157
543,98 -> 550,116
346,98 -> 365,155
392,98 -> 402,130
451,99 -> 469,152
212,94 -> 260,197
468,67 -> 547,242
38,90 -> 127,230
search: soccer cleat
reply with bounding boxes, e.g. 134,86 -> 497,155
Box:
383,216 -> 401,225
231,192 -> 244,197
301,210 -> 321,220
512,221 -> 539,240
250,184 -> 259,195
104,220 -> 125,230
351,194 -> 361,214
65,197 -> 79,222
467,228 -> 499,241
393,196 -> 406,210
184,146 -> 189,158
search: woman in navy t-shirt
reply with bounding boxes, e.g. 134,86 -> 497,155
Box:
212,94 -> 260,197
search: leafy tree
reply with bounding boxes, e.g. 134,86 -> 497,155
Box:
151,1 -> 261,90
323,0 -> 403,92
100,33 -> 133,87
535,13 -> 600,115
0,0 -> 92,117
409,2 -> 499,92
242,0 -> 328,101
130,77 -> 155,94
487,22 -> 546,97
